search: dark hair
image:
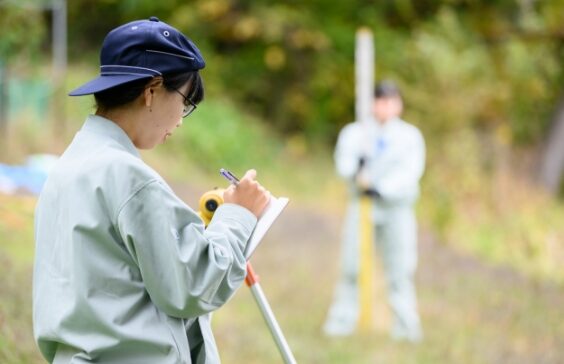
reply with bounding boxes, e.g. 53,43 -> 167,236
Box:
94,71 -> 204,111
374,80 -> 401,99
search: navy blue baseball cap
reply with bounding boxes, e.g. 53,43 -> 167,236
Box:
69,16 -> 205,96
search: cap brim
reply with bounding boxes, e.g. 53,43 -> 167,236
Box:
68,74 -> 153,96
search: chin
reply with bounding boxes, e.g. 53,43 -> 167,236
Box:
134,141 -> 157,150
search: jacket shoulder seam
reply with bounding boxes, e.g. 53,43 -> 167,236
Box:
114,179 -> 161,223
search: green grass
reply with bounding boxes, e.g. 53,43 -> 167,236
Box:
0,259 -> 41,364
0,194 -> 41,363
0,195 -> 36,266
419,128 -> 564,284
3,193 -> 563,363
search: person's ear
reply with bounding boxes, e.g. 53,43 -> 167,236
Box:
144,77 -> 164,107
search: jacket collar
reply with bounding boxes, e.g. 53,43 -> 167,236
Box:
81,114 -> 141,158
371,116 -> 401,132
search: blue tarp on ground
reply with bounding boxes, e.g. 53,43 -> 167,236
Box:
0,154 -> 58,195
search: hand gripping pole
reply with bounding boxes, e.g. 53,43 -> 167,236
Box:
245,263 -> 297,364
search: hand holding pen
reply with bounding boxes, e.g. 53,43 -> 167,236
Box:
221,168 -> 270,218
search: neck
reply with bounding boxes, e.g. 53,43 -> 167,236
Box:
96,108 -> 141,146
377,117 -> 391,125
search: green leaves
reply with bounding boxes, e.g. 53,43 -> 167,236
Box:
0,4 -> 45,61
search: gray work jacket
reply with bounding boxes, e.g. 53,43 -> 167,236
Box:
334,117 -> 425,223
33,115 -> 257,363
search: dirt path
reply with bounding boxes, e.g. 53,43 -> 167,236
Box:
174,184 -> 564,363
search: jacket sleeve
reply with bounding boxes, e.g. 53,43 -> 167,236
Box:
334,124 -> 363,180
374,128 -> 426,204
116,180 -> 257,319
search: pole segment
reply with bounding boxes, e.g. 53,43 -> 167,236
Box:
355,28 -> 374,130
245,263 -> 297,364
0,59 -> 7,134
52,0 -> 67,133
355,28 -> 376,332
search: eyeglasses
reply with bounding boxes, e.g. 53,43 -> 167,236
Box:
171,87 -> 197,118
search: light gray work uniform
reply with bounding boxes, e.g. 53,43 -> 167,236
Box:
324,117 -> 425,341
33,115 -> 257,363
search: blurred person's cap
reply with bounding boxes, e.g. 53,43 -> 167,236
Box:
374,80 -> 401,99
69,16 -> 205,96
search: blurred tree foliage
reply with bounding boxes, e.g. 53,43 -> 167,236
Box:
4,0 -> 564,146
0,1 -> 45,63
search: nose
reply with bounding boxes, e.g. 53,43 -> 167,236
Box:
177,119 -> 183,127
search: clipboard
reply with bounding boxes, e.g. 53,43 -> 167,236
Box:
244,196 -> 289,260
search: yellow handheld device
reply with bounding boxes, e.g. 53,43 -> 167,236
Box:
197,188 -> 225,227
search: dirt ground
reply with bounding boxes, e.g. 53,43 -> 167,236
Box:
173,184 -> 564,363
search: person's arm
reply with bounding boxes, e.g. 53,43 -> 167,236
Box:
373,128 -> 425,203
116,180 -> 257,319
334,124 -> 364,180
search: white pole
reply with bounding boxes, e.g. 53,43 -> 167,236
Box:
246,263 -> 296,364
52,0 -> 67,132
0,59 -> 7,131
355,28 -> 376,332
52,0 -> 67,78
355,29 -> 374,127
249,283 -> 297,364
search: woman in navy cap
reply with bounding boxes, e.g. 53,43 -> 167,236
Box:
33,17 -> 270,364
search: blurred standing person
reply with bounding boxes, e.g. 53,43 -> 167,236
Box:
323,80 -> 425,342
33,17 -> 270,363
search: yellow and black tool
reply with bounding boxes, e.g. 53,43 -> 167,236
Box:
197,188 -> 225,227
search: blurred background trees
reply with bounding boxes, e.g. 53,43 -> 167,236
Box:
2,0 -> 563,144
59,0 -> 564,193
4,0 -> 555,145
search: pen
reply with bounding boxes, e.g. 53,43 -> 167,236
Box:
219,168 -> 240,186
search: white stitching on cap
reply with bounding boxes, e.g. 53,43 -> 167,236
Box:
100,72 -> 156,76
146,49 -> 195,61
101,65 -> 162,75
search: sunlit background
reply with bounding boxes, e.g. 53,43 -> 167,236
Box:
1,1 -> 563,363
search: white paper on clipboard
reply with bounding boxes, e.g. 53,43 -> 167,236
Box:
244,196 -> 289,260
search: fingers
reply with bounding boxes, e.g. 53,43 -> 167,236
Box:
263,190 -> 272,206
220,169 -> 270,217
242,169 -> 257,182
224,184 -> 236,195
